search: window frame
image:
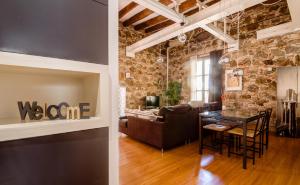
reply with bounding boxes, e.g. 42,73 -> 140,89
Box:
191,56 -> 210,103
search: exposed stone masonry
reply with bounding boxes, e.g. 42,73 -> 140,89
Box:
118,0 -> 299,129
167,0 -> 297,129
119,24 -> 166,109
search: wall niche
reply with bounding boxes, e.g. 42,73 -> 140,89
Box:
0,65 -> 99,124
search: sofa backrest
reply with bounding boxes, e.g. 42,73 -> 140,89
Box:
158,104 -> 192,117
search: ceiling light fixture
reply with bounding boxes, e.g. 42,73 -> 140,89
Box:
156,44 -> 164,63
156,56 -> 164,63
218,56 -> 230,64
173,0 -> 187,43
178,32 -> 187,43
219,10 -> 242,65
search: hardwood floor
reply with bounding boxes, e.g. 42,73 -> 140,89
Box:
120,134 -> 300,185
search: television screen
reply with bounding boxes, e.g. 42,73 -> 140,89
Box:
145,96 -> 160,108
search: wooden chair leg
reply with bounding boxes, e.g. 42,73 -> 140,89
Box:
259,135 -> 261,158
262,131 -> 265,155
210,131 -> 213,144
220,132 -> 224,154
228,135 -> 231,157
266,129 -> 269,150
253,137 -> 256,165
239,137 -> 242,152
235,136 -> 238,152
238,137 -> 241,152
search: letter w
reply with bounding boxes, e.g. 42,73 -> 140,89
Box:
18,101 -> 37,120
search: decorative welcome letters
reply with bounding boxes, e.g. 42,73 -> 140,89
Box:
18,101 -> 90,121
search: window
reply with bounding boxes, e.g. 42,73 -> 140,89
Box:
191,57 -> 210,103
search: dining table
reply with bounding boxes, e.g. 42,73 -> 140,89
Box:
199,110 -> 262,169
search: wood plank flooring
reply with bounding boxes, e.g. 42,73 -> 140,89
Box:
120,134 -> 300,185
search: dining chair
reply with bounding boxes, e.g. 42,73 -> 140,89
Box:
227,111 -> 267,165
261,108 -> 272,154
202,118 -> 235,154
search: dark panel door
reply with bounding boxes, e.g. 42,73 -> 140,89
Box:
0,0 -> 108,65
92,0 -> 108,5
0,127 -> 109,185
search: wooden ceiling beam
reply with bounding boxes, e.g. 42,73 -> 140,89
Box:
127,0 -> 267,57
145,20 -> 175,33
119,2 -> 138,19
123,0 -> 174,27
180,0 -> 220,13
139,7 -> 200,33
206,0 -> 220,6
134,15 -> 168,30
126,0 -> 219,32
134,0 -> 199,31
179,0 -> 197,13
184,7 -> 199,16
123,9 -> 154,26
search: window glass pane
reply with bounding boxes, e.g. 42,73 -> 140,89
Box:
204,91 -> 209,103
197,91 -> 203,101
190,57 -> 211,102
204,76 -> 209,90
191,61 -> 196,76
204,59 -> 210,75
191,92 -> 197,101
196,76 -> 203,90
191,77 -> 196,91
196,61 -> 203,75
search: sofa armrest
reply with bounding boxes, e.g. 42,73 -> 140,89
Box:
127,116 -> 164,148
119,116 -> 128,120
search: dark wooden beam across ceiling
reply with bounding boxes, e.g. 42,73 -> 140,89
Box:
184,7 -> 199,16
123,9 -> 153,26
179,0 -> 197,13
145,20 -> 174,33
134,0 -> 199,32
206,0 -> 220,6
119,2 -> 138,19
134,15 -> 168,30
121,0 -> 219,33
145,7 -> 201,33
123,0 -> 173,27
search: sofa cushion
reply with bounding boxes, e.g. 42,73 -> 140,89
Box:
189,101 -> 204,108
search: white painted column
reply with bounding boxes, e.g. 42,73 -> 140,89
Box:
109,0 -> 119,185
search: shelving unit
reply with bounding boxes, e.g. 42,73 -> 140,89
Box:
0,51 -> 110,142
0,117 -> 109,142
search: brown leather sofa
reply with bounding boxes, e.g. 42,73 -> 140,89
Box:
119,117 -> 128,135
119,104 -> 195,150
119,103 -> 221,150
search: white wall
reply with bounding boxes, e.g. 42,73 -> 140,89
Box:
0,67 -> 99,122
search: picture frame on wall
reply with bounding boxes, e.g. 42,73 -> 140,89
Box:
225,69 -> 243,91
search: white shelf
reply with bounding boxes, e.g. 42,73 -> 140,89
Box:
0,51 -> 108,74
0,51 -> 110,143
0,117 -> 108,142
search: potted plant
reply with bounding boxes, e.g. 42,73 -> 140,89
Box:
165,81 -> 182,106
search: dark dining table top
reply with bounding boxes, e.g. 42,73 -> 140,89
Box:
199,110 -> 260,123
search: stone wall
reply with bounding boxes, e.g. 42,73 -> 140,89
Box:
222,32 -> 300,118
168,0 -> 296,128
168,31 -> 225,103
119,24 -> 166,109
